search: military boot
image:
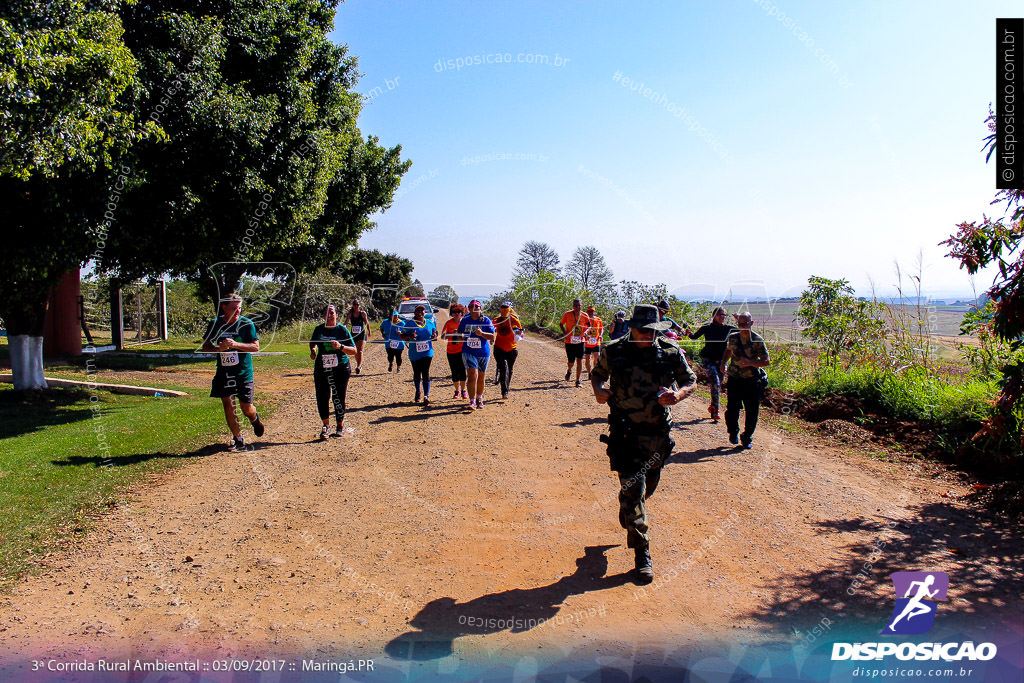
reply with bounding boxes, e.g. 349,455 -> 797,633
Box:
634,546 -> 654,584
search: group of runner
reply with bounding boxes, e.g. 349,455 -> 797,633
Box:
205,294 -> 767,448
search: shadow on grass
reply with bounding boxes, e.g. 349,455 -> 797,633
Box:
51,443 -> 226,467
385,545 -> 633,661
0,386 -> 96,440
735,502 -> 1023,635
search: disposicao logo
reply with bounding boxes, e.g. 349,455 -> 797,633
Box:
881,571 -> 948,635
831,571 -> 998,662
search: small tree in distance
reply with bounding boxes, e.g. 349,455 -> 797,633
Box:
796,276 -> 885,369
513,241 -> 560,278
565,246 -> 615,298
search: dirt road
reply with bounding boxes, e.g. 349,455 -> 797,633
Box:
0,325 -> 1019,672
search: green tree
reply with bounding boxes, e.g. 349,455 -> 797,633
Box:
796,276 -> 885,368
942,111 -> 1024,454
509,270 -> 579,332
337,249 -> 414,317
427,285 -> 459,308
0,0 -> 155,389
616,280 -> 667,312
100,0 -> 410,297
0,0 -> 409,390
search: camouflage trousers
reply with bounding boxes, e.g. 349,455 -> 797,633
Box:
612,432 -> 672,549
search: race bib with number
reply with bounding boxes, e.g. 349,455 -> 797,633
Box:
466,336 -> 482,349
415,341 -> 430,353
220,351 -> 239,366
352,326 -> 362,335
570,335 -> 583,344
389,340 -> 400,349
322,353 -> 339,369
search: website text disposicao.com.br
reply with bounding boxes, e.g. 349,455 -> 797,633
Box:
850,665 -> 977,678
434,52 -> 570,72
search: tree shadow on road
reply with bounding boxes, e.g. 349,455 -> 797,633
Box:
735,501 -> 1023,636
384,544 -> 633,661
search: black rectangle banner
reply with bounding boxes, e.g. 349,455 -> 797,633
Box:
997,18 -> 1024,189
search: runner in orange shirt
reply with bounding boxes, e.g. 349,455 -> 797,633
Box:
440,303 -> 468,399
492,301 -> 524,399
560,298 -> 592,387
583,304 -> 604,379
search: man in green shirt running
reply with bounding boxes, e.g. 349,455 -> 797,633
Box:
202,294 -> 266,451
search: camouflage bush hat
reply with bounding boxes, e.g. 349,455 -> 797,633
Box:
627,304 -> 671,331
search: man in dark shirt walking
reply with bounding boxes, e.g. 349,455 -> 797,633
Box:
684,307 -> 736,422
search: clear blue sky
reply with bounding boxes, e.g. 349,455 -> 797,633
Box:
334,1 -> 1017,301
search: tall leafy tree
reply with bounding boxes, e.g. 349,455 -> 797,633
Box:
0,0 -> 410,389
513,240 -> 560,279
0,0 -> 155,389
101,0 -> 410,297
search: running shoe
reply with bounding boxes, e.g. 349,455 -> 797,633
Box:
423,396 -> 430,406
728,433 -> 739,445
229,436 -> 245,452
453,390 -> 460,399
332,425 -> 344,438
252,415 -> 265,437
461,390 -> 468,399
501,393 -> 508,400
575,379 -> 582,388
319,425 -> 329,441
476,398 -> 484,409
388,364 -> 393,372
565,369 -> 571,381
355,366 -> 361,375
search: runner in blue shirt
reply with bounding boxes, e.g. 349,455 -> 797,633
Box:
399,304 -> 438,404
457,299 -> 497,409
379,311 -> 406,373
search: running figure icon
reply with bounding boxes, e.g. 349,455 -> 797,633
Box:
881,571 -> 949,635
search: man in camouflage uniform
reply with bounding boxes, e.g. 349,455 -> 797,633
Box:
590,304 -> 696,583
720,311 -> 771,449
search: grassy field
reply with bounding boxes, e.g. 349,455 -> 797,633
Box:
0,337 -> 314,589
0,381 -> 227,587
